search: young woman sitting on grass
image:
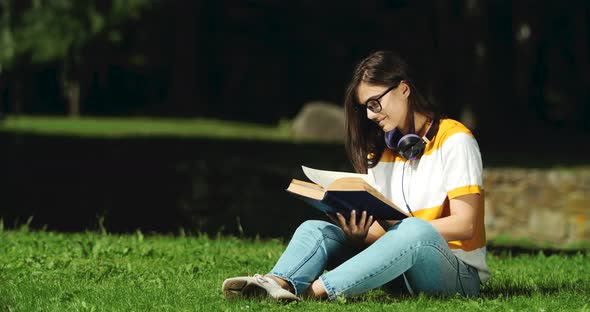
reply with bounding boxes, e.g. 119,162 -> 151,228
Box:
222,50 -> 490,301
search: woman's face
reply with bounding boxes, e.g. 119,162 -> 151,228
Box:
356,81 -> 410,133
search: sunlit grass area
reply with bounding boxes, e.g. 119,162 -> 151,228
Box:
1,229 -> 589,311
0,115 -> 294,141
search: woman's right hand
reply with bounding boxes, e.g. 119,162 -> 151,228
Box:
327,210 -> 374,248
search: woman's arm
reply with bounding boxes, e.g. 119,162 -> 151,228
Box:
365,221 -> 386,245
369,193 -> 482,243
429,193 -> 481,241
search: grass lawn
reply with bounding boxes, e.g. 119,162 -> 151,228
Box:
1,229 -> 588,311
0,115 -> 294,141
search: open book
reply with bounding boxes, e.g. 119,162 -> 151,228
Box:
286,166 -> 408,220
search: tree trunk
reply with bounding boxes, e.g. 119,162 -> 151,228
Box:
511,0 -> 540,133
431,0 -> 465,121
485,1 -> 515,141
462,0 -> 491,135
0,84 -> 4,120
169,0 -> 201,116
65,79 -> 81,117
0,70 -> 4,120
13,77 -> 23,115
61,58 -> 80,117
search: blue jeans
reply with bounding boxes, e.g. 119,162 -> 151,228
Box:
268,218 -> 480,299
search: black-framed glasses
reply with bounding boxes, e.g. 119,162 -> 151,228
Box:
363,85 -> 397,113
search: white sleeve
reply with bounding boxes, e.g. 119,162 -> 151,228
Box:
441,133 -> 483,198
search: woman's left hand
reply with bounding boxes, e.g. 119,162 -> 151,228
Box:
327,210 -> 374,248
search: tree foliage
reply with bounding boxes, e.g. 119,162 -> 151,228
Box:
0,0 -> 153,68
0,0 -> 154,116
0,0 -> 16,70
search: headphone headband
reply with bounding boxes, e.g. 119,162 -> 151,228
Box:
421,118 -> 439,144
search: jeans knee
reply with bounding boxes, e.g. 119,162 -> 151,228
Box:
294,220 -> 341,240
393,217 -> 439,242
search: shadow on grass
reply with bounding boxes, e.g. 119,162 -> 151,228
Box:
487,245 -> 589,257
352,284 -> 579,303
366,284 -> 585,301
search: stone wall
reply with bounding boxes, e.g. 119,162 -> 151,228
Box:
484,168 -> 590,246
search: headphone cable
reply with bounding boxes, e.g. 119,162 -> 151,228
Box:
401,160 -> 415,217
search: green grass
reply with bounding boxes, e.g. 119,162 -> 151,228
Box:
0,115 -> 294,141
1,230 -> 589,311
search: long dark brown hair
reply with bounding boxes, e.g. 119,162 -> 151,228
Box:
344,50 -> 439,173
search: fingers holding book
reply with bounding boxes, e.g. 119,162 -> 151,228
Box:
326,210 -> 374,248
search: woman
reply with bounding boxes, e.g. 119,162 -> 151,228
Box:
222,50 -> 490,301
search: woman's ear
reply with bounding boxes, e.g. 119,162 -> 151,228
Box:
400,81 -> 411,98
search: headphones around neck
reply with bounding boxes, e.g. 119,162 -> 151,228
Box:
384,119 -> 440,160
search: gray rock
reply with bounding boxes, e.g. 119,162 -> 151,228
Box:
291,101 -> 345,142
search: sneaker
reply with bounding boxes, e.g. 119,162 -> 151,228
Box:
222,274 -> 299,301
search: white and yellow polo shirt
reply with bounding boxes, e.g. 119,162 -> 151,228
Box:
368,118 -> 491,283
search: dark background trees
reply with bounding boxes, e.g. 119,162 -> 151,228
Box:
0,0 -> 588,234
1,0 -> 588,143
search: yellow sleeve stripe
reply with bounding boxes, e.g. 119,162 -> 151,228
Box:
412,204 -> 444,220
448,224 -> 487,251
447,185 -> 481,199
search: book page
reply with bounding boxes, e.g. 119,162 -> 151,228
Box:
286,179 -> 325,200
301,166 -> 371,189
328,178 -> 404,213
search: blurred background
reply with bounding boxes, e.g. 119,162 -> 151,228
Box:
0,0 -> 588,243
1,0 -> 588,133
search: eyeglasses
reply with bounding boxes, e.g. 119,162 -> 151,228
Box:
363,85 -> 397,113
